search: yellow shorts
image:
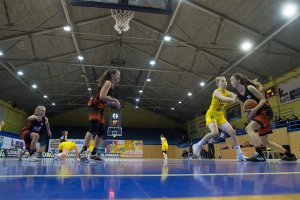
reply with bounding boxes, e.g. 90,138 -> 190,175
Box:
162,144 -> 168,152
58,143 -> 74,151
205,112 -> 227,126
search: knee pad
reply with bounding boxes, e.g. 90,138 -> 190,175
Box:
89,120 -> 99,136
96,124 -> 106,137
89,131 -> 96,136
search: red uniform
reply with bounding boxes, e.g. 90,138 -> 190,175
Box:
236,88 -> 273,136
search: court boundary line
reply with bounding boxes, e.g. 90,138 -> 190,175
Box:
1,171 -> 300,178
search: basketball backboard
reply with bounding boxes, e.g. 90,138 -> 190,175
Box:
107,108 -> 123,138
71,0 -> 172,15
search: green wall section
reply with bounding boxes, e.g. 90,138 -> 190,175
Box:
50,101 -> 184,130
1,100 -> 184,135
0,100 -> 28,133
188,67 -> 300,138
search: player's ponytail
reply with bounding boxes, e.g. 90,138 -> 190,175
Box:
97,69 -> 120,88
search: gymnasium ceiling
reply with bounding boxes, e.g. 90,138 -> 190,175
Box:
0,0 -> 300,123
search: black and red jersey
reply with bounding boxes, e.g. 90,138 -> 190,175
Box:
88,87 -> 114,109
236,86 -> 271,113
21,116 -> 46,134
236,86 -> 260,103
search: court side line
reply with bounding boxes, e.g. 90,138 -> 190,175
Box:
145,193 -> 300,200
1,171 -> 300,178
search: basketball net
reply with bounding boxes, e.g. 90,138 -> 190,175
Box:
111,9 -> 134,34
112,131 -> 118,138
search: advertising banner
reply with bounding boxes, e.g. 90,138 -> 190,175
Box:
124,140 -> 143,158
48,139 -> 143,158
278,76 -> 300,104
0,136 -> 24,150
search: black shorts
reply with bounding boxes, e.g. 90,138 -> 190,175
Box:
89,120 -> 105,137
24,131 -> 32,147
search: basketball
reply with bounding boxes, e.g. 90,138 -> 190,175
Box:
110,101 -> 120,109
243,99 -> 258,110
110,101 -> 117,107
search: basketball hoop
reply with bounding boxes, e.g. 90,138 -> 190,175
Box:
111,9 -> 134,34
112,131 -> 118,138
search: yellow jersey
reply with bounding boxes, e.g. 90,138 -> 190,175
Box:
58,141 -> 76,151
206,88 -> 231,115
161,137 -> 168,145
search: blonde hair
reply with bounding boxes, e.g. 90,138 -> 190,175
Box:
34,105 -> 46,115
215,76 -> 226,86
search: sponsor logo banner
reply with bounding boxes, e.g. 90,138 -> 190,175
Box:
0,148 -> 20,157
0,149 -> 5,157
48,139 -> 143,158
0,136 -> 25,150
105,140 -> 143,158
100,153 -> 120,158
278,76 -> 300,104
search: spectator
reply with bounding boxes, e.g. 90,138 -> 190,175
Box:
207,139 -> 215,159
291,115 -> 299,120
181,150 -> 188,159
200,147 -> 208,159
189,141 -> 193,158
181,134 -> 188,143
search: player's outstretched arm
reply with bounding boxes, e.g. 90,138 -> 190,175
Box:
213,90 -> 235,102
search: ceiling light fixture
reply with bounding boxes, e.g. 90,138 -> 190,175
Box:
63,25 -> 71,31
282,2 -> 298,18
77,55 -> 84,61
17,71 -> 24,76
164,35 -> 171,42
240,41 -> 253,51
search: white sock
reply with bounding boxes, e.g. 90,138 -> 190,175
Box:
197,139 -> 205,147
165,154 -> 168,160
233,146 -> 242,155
